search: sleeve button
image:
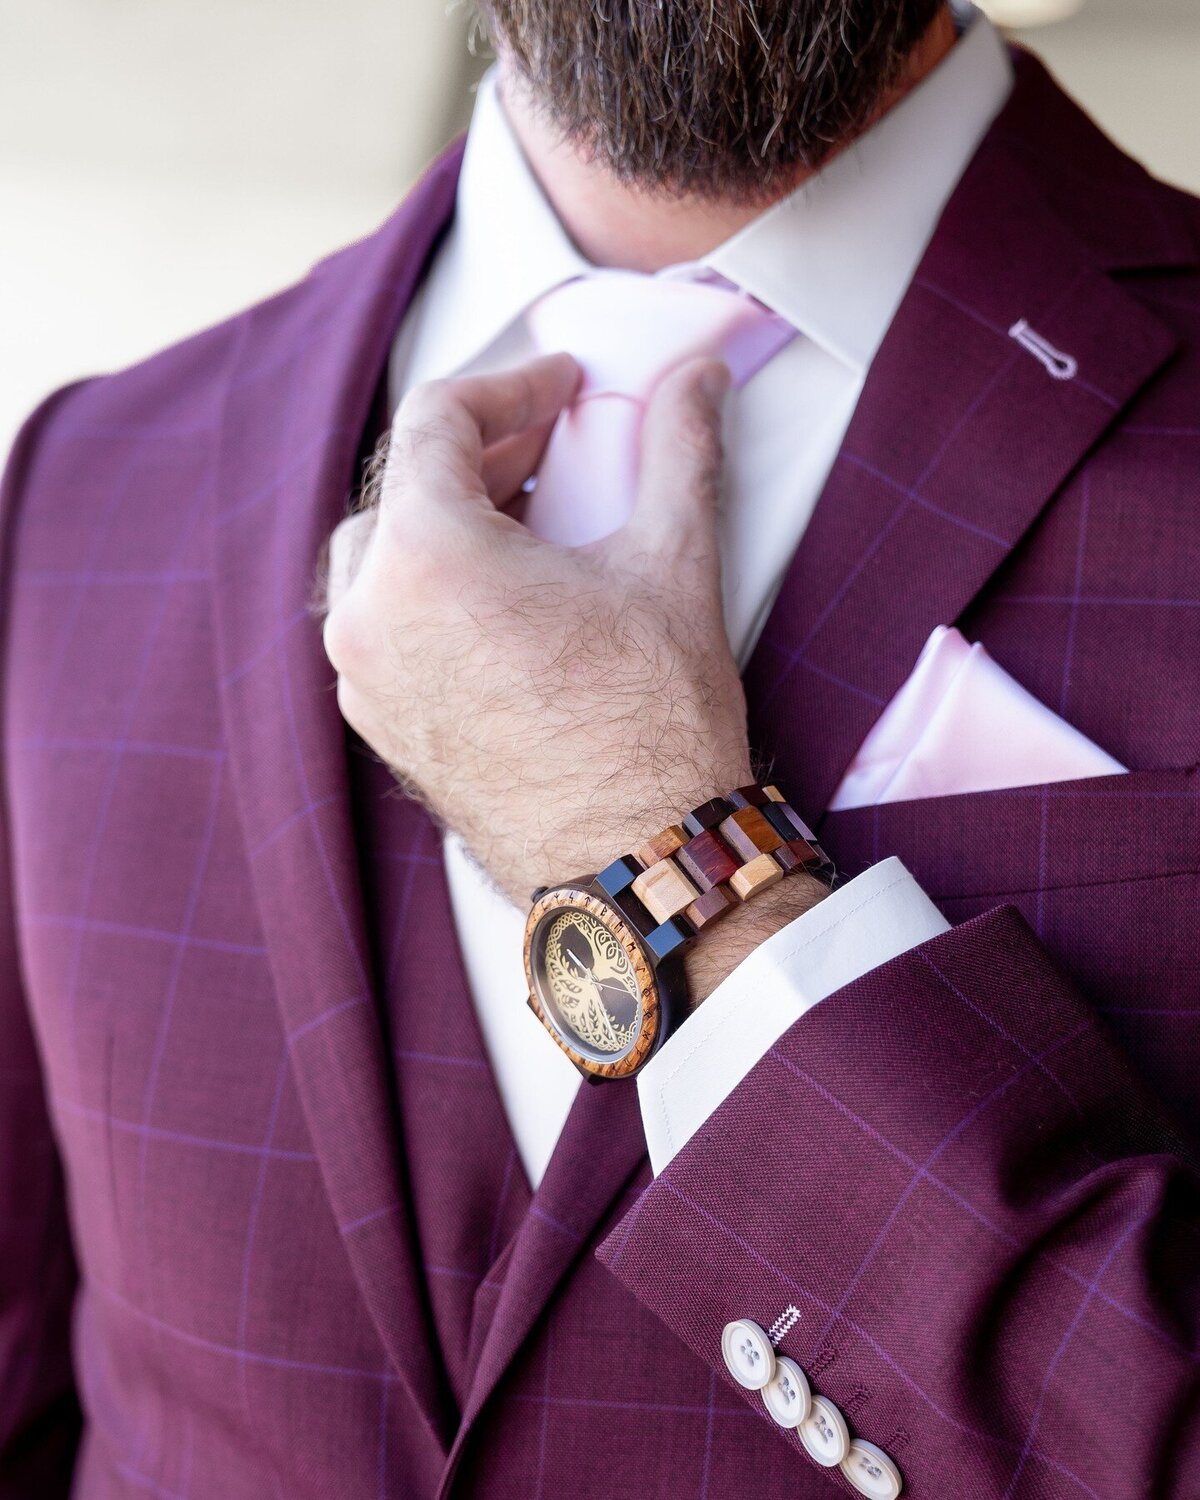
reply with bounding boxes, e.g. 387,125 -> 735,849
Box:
720,1319 -> 775,1391
798,1392 -> 850,1467
841,1438 -> 903,1497
760,1354 -> 811,1428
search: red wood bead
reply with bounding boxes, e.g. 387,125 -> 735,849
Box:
775,838 -> 822,874
676,829 -> 740,892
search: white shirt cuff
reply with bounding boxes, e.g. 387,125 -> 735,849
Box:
636,857 -> 949,1175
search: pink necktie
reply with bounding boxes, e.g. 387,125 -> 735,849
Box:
522,270 -> 796,546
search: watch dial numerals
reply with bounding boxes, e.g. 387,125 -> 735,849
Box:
542,910 -> 641,1056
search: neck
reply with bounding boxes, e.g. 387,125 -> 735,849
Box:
498,6 -> 959,272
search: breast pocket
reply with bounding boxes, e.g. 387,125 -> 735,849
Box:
821,765 -> 1200,1127
822,764 -> 1199,903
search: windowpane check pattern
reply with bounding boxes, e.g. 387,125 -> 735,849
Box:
2,48 -> 1199,1499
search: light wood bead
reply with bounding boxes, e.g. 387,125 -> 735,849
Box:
635,824 -> 686,869
632,859 -> 701,924
729,852 -> 784,901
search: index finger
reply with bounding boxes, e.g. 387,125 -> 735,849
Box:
449,351 -> 581,448
395,351 -> 580,471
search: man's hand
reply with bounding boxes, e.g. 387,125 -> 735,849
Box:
317,351 -> 824,1001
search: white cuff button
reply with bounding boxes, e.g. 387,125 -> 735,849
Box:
760,1354 -> 811,1428
798,1393 -> 850,1467
841,1438 -> 903,1498
721,1319 -> 775,1391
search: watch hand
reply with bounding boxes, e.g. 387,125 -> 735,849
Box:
596,977 -> 634,1003
591,953 -> 630,984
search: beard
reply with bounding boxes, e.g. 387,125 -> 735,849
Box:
474,0 -> 946,205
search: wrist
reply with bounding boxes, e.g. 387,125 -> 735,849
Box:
521,774 -> 837,1082
682,871 -> 829,1007
512,763 -> 755,903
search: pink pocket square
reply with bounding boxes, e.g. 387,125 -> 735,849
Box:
829,625 -> 1126,811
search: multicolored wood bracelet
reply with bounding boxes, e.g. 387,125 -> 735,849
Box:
590,783 -> 838,956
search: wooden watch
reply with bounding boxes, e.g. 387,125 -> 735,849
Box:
523,783 -> 837,1082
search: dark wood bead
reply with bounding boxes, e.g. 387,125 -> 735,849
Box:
611,887 -> 655,937
772,844 -> 799,875
761,800 -> 802,841
763,786 -> 818,842
773,842 -> 814,875
684,885 -> 736,931
682,796 -> 733,837
596,854 -> 644,898
726,784 -> 768,810
676,830 -> 740,892
644,915 -> 693,962
718,805 -> 783,862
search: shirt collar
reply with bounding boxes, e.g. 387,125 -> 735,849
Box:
432,6 -> 1013,378
420,68 -> 591,381
698,8 -> 1013,369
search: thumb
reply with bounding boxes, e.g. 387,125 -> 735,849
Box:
624,355 -> 731,564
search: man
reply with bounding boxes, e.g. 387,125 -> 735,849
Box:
1,0 -> 1197,1494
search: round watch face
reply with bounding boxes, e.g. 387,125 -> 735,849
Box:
524,889 -> 661,1079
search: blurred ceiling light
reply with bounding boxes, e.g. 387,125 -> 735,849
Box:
975,0 -> 1085,24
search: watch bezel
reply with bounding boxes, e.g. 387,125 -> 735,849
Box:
523,885 -> 664,1081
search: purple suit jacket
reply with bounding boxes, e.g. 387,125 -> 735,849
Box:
2,48 -> 1199,1499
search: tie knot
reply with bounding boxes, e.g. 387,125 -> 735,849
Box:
526,269 -> 795,400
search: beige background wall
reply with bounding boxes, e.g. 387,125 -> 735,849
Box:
1,0 -> 1197,453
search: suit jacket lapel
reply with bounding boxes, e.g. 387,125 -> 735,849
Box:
207,139 -> 466,1448
745,50 -> 1187,817
457,1079 -> 648,1432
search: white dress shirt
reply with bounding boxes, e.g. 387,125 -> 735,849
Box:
387,9 -> 1013,1189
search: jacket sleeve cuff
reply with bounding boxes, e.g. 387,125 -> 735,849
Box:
636,857 -> 948,1175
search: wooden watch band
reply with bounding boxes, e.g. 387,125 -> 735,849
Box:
590,783 -> 837,961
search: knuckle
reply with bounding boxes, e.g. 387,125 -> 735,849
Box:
398,377 -> 452,422
391,410 -> 452,462
392,382 -> 460,449
334,673 -> 364,733
321,599 -> 366,676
